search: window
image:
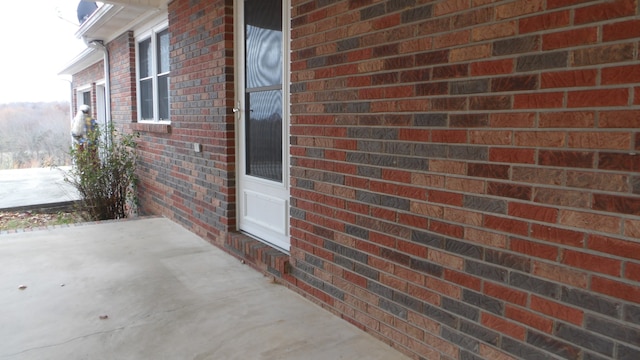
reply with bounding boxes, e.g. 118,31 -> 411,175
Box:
81,91 -> 91,108
137,25 -> 170,122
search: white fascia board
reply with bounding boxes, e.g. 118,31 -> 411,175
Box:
58,48 -> 103,76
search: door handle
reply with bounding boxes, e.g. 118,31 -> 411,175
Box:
232,107 -> 240,113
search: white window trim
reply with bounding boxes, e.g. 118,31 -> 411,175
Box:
135,20 -> 170,124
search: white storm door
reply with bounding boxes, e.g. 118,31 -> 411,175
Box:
236,0 -> 290,251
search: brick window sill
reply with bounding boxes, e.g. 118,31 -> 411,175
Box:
130,123 -> 171,134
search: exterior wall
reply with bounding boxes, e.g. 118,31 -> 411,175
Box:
72,61 -> 104,117
71,0 -> 640,359
288,1 -> 640,359
109,31 -> 137,126
134,0 -> 237,244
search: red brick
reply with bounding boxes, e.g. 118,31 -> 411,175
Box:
496,0 -> 545,20
435,0 -> 470,16
574,0 -> 637,25
489,148 -> 536,164
530,295 -> 584,325
562,250 -> 622,277
508,202 -> 558,223
484,282 -> 528,306
444,269 -> 482,291
484,215 -> 529,236
588,234 -> 640,261
471,59 -> 514,76
603,19 -> 640,41
470,130 -> 512,145
542,27 -> 597,50
541,70 -> 597,89
471,21 -> 517,41
464,228 -> 508,248
539,111 -> 595,128
479,344 -> 518,360
408,284 -> 440,305
559,210 -> 621,234
593,194 -> 640,216
490,112 -> 536,128
426,276 -> 462,299
533,261 -> 588,289
482,312 -> 526,340
592,276 -> 640,304
531,224 -> 585,248
428,190 -> 463,206
602,64 -> 640,85
538,150 -> 594,168
514,92 -> 564,109
599,110 -> 640,128
431,130 -> 467,143
505,305 -> 554,333
625,262 -> 640,282
567,88 -> 629,108
568,131 -> 631,150
519,10 -> 571,33
429,219 -> 464,238
510,238 -> 558,261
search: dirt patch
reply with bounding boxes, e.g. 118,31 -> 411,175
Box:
0,210 -> 86,231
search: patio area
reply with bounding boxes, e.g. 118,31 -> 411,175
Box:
0,217 -> 406,359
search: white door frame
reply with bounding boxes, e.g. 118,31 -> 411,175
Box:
234,0 -> 291,252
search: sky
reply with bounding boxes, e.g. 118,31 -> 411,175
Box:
0,1 -> 90,104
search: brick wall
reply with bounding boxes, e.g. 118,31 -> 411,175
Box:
109,31 -> 137,126
289,0 -> 640,359
132,0 -> 237,244
72,61 -> 103,116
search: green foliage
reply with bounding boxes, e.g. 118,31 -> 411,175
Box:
64,125 -> 139,221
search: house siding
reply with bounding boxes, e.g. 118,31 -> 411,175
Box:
287,0 -> 640,359
70,0 -> 640,359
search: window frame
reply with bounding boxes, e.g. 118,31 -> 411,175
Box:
135,21 -> 170,123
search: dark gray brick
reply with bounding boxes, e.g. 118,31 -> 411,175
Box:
462,289 -> 504,315
346,151 -> 368,164
561,287 -> 620,318
296,179 -> 314,190
411,230 -> 445,248
395,156 -> 429,170
360,3 -> 386,20
385,142 -> 411,155
358,140 -> 383,153
442,297 -> 479,321
290,207 -> 305,220
356,166 -> 381,178
460,350 -> 483,360
451,79 -> 489,95
347,128 -> 371,139
379,298 -> 408,319
387,0 -> 416,12
324,283 -> 345,301
624,304 -> 640,325
555,323 -> 614,356
410,258 -> 444,277
353,262 -> 379,280
463,195 -> 507,214
448,145 -> 489,161
337,37 -> 359,52
324,240 -> 368,263
369,154 -> 396,167
445,239 -> 483,259
526,330 -> 581,360
442,327 -> 479,352
414,143 -> 447,158
323,172 -> 344,185
356,190 -> 381,205
305,253 -> 324,268
346,224 -> 369,240
516,51 -> 568,72
465,260 -> 508,283
619,345 -> 640,360
380,195 -> 410,211
415,113 -> 447,127
493,35 -> 539,56
502,337 -> 554,360
371,128 -> 398,140
334,254 -> 354,270
460,320 -> 499,346
401,4 -> 432,23
510,272 -> 560,299
585,315 -> 640,347
485,249 -> 531,272
423,304 -> 458,328
367,281 -> 394,300
393,292 -> 424,313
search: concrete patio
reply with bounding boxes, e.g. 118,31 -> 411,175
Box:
0,217 -> 406,359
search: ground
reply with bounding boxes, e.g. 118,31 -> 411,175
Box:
0,210 -> 85,230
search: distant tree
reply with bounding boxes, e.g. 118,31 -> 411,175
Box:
0,102 -> 72,169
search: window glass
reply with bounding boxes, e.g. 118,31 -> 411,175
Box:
139,38 -> 151,79
157,29 -> 170,74
158,74 -> 169,120
140,79 -> 153,120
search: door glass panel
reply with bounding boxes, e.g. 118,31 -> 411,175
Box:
246,90 -> 282,181
245,0 -> 283,182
